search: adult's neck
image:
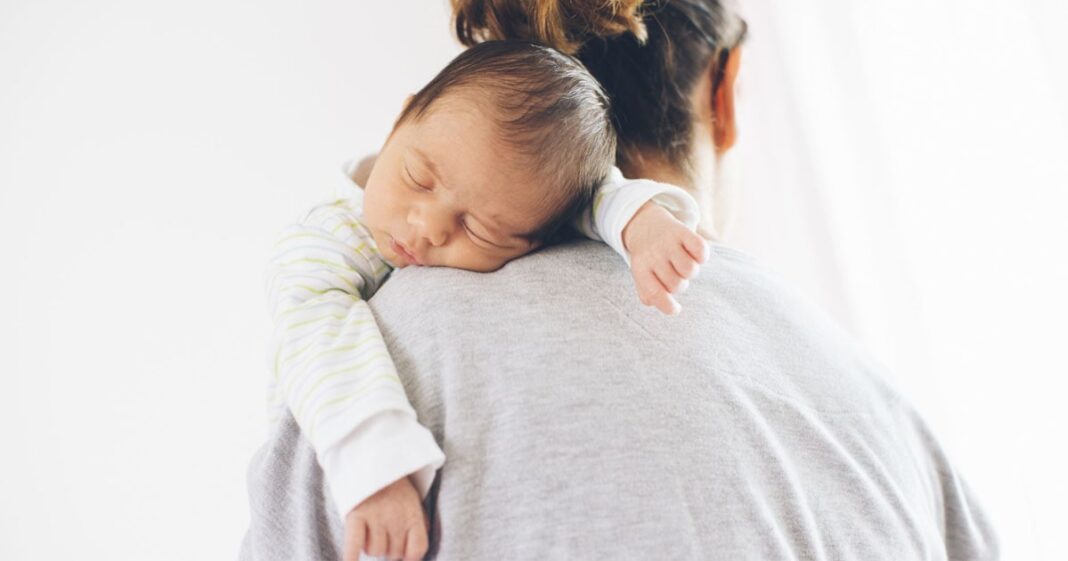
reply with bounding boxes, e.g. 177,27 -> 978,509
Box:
620,137 -> 723,240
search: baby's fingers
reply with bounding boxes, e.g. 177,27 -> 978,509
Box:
365,524 -> 388,558
634,268 -> 678,315
343,517 -> 367,561
637,268 -> 681,315
681,229 -> 710,264
670,245 -> 701,281
404,526 -> 429,561
655,261 -> 688,295
651,288 -> 681,316
645,290 -> 679,316
387,526 -> 408,560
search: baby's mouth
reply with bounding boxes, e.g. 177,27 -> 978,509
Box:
390,237 -> 423,266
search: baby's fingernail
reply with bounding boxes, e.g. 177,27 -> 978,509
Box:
668,297 -> 681,315
676,279 -> 690,293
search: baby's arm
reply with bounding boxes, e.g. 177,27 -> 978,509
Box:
266,198 -> 443,559
575,168 -> 708,315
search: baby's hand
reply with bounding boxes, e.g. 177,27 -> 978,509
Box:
622,201 -> 709,315
344,476 -> 428,561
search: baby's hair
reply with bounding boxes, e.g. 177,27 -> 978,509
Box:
396,40 -> 616,244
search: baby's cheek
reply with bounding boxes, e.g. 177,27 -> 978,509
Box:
443,237 -> 532,272
483,248 -> 529,272
463,250 -> 510,273
464,255 -> 505,273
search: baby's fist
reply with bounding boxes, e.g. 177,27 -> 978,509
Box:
344,476 -> 428,561
622,201 -> 709,315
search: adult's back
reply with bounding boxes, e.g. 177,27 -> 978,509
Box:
240,241 -> 997,560
370,241 -> 996,560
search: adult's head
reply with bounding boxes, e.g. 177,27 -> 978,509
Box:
451,0 -> 747,214
363,40 -> 616,272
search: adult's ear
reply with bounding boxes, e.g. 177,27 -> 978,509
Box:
711,47 -> 741,154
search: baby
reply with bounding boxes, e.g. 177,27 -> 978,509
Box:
266,41 -> 707,561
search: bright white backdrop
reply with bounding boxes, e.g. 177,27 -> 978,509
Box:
1,1 -> 1064,559
732,2 -> 1068,560
0,2 -> 460,559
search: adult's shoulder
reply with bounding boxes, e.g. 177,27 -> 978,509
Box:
369,239 -> 781,326
370,239 -> 903,422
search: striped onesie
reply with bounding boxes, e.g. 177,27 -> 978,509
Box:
266,163 -> 700,518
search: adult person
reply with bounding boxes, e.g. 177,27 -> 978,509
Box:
241,1 -> 998,559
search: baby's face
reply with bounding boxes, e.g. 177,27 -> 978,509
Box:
363,98 -> 551,272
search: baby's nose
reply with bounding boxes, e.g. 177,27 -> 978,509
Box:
408,205 -> 451,247
416,211 -> 451,247
423,226 -> 448,247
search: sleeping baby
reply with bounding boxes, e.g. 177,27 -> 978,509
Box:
266,40 -> 707,561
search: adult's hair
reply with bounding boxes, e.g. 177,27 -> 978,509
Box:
397,39 -> 615,244
452,0 -> 747,178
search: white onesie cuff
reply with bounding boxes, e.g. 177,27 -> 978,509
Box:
597,170 -> 702,266
318,410 -> 446,520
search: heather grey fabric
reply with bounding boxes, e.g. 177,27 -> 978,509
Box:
240,241 -> 997,560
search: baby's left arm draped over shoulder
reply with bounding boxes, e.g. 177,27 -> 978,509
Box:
574,168 -> 709,315
264,198 -> 444,521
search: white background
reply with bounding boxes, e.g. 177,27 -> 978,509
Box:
1,1 -> 1064,559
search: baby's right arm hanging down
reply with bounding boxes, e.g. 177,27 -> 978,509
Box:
265,198 -> 444,520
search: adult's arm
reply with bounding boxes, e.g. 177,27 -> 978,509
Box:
241,241 -> 997,560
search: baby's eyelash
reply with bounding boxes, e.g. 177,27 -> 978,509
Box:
404,164 -> 431,191
463,221 -> 500,248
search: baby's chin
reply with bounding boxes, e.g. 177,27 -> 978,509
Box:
382,244 -> 414,269
384,255 -> 408,268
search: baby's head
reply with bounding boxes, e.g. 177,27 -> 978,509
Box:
363,40 -> 615,272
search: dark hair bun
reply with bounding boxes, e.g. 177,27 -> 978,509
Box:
452,0 -> 647,54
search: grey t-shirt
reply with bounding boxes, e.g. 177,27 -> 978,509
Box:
240,241 -> 997,560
